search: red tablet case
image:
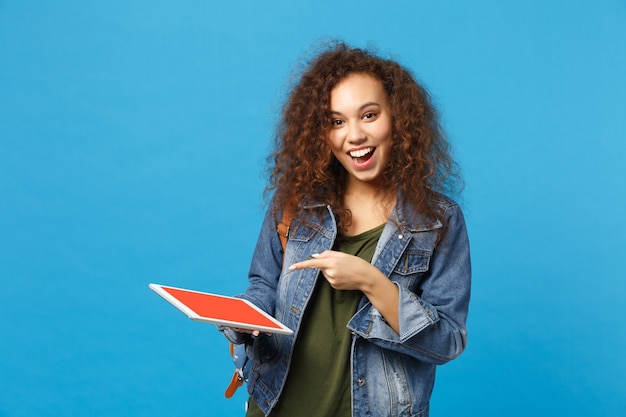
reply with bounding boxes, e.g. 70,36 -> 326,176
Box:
149,283 -> 293,335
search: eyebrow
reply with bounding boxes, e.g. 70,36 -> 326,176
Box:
329,102 -> 381,115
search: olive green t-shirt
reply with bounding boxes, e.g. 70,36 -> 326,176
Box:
247,223 -> 385,417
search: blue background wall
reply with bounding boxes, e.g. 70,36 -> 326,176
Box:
1,1 -> 625,416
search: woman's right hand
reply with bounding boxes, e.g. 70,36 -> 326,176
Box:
230,328 -> 272,337
230,327 -> 260,337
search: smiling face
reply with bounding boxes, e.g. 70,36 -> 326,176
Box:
327,73 -> 393,189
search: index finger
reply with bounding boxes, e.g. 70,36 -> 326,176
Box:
288,253 -> 320,271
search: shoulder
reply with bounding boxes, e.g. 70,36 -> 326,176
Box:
428,192 -> 464,219
428,192 -> 458,210
395,191 -> 463,231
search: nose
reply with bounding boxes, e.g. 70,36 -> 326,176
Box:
347,122 -> 366,144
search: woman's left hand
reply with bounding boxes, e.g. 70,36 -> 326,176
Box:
288,250 -> 379,291
288,250 -> 401,334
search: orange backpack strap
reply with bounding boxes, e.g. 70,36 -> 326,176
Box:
224,205 -> 294,398
225,369 -> 244,398
276,205 -> 295,254
225,343 -> 244,398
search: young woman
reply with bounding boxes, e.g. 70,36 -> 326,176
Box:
220,42 -> 471,417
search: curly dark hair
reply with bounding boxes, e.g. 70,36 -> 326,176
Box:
266,41 -> 463,232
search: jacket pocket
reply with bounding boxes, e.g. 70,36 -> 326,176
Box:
393,249 -> 432,275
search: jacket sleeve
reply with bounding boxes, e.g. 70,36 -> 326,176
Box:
349,203 -> 471,364
219,204 -> 285,345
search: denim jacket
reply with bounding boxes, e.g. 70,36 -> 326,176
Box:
221,193 -> 471,417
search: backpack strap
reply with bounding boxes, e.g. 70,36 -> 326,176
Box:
224,205 -> 294,398
276,205 -> 295,257
224,342 -> 244,398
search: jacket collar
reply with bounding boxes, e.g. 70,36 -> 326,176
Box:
392,191 -> 443,232
300,191 -> 444,233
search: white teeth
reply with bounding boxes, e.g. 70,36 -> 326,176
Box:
349,147 -> 374,158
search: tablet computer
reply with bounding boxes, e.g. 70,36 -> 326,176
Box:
149,283 -> 293,335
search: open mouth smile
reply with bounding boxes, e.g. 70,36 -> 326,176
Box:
349,147 -> 375,164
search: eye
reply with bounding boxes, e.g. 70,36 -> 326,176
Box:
362,112 -> 378,120
331,119 -> 344,127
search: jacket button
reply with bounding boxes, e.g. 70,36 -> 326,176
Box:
358,379 -> 365,386
398,234 -> 403,239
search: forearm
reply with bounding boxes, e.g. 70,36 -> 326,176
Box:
360,268 -> 400,335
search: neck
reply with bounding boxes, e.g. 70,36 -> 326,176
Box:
342,178 -> 396,235
344,177 -> 393,203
